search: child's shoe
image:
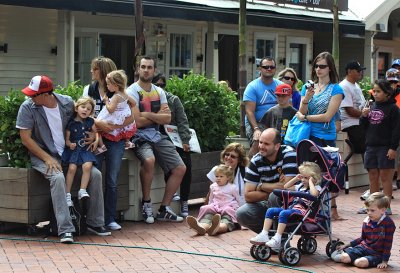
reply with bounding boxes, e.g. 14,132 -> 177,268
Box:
250,231 -> 270,245
94,145 -> 107,155
78,189 -> 90,200
330,249 -> 343,262
125,141 -> 135,150
66,193 -> 73,207
266,236 -> 281,249
186,216 -> 206,235
207,214 -> 221,236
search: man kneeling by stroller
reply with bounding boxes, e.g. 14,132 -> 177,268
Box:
250,162 -> 322,247
331,192 -> 396,269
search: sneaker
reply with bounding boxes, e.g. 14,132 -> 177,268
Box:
142,202 -> 155,224
357,207 -> 368,214
186,216 -> 206,235
94,145 -> 107,155
207,214 -> 221,236
331,249 -> 343,262
360,189 -> 370,201
87,225 -> 111,236
385,208 -> 392,215
172,193 -> 181,202
180,201 -> 189,217
266,237 -> 281,249
66,193 -> 73,207
107,221 -> 122,231
250,232 -> 270,245
59,232 -> 74,243
78,189 -> 90,200
156,206 -> 183,222
393,182 -> 398,191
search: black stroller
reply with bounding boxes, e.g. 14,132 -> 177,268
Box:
250,139 -> 353,266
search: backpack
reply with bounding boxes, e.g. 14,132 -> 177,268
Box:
48,197 -> 87,237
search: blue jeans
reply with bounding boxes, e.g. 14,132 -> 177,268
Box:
96,138 -> 125,225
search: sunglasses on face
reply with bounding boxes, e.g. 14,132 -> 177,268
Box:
314,64 -> 329,69
283,76 -> 295,82
260,65 -> 276,70
224,152 -> 238,159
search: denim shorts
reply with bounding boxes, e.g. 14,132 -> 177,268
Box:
344,245 -> 382,267
364,146 -> 395,169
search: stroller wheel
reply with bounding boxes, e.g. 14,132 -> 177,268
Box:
326,240 -> 344,257
253,245 -> 272,261
297,237 -> 317,254
280,247 -> 301,266
250,244 -> 257,259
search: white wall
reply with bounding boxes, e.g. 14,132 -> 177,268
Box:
0,5 -> 58,95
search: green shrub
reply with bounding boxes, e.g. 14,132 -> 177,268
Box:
166,72 -> 240,152
0,82 -> 84,168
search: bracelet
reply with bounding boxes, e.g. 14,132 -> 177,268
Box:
302,101 -> 309,105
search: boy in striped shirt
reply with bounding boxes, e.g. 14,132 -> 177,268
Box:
331,192 -> 396,268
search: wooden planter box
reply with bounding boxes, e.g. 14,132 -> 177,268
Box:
0,159 -> 129,225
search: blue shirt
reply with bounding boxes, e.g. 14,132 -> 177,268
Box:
301,83 -> 344,140
243,78 -> 282,124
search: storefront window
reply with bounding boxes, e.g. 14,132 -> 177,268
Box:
169,33 -> 192,78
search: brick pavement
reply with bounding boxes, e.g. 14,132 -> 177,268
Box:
0,186 -> 399,273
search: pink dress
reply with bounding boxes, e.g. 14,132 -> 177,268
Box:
197,183 -> 241,223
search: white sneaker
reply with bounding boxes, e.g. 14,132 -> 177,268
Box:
250,232 -> 270,245
142,202 -> 155,224
393,181 -> 398,191
66,193 -> 73,207
78,189 -> 90,200
172,193 -> 180,201
266,237 -> 281,249
107,221 -> 121,231
360,189 -> 370,200
331,249 -> 343,262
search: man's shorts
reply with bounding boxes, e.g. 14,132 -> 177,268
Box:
364,146 -> 395,169
199,213 -> 236,231
342,125 -> 366,154
134,135 -> 184,174
344,245 -> 382,268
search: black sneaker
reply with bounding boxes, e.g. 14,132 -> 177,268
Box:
87,225 -> 111,236
59,232 -> 74,244
156,206 -> 183,222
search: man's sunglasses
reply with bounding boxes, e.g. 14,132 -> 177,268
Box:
260,65 -> 276,70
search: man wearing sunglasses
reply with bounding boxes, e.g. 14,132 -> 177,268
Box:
339,61 -> 367,156
243,57 -> 282,159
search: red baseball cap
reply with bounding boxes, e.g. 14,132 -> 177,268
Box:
22,75 -> 53,97
275,83 -> 292,95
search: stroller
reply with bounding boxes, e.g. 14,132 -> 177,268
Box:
250,139 -> 352,266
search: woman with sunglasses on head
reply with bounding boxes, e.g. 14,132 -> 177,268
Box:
82,56 -> 136,231
278,68 -> 301,110
295,51 -> 345,220
206,143 -> 249,207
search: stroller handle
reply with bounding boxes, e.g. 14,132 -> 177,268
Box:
273,189 -> 318,202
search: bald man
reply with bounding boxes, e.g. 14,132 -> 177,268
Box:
236,128 -> 298,233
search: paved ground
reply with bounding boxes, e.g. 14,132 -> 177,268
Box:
0,186 -> 399,273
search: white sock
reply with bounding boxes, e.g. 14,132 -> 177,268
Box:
260,229 -> 269,235
273,233 -> 282,241
66,193 -> 71,197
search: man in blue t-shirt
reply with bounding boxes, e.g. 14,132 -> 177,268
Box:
243,57 -> 282,158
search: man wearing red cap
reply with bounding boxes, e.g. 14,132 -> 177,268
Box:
16,75 -> 110,243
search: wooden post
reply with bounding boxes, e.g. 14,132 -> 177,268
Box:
238,0 -> 247,138
134,0 -> 145,81
332,0 -> 340,70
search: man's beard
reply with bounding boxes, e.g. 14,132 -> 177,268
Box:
139,75 -> 152,83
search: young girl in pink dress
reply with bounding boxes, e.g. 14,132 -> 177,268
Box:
186,164 -> 241,236
96,70 -> 136,150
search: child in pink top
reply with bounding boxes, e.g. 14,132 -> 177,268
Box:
186,164 -> 241,236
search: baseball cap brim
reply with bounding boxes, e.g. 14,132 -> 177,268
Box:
387,77 -> 399,82
21,86 -> 37,97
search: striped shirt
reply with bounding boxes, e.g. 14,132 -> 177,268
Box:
350,215 -> 396,262
245,145 -> 298,185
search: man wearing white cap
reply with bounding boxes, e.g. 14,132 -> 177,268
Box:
16,75 -> 111,243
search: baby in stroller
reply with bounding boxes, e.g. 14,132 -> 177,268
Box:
250,161 -> 322,247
